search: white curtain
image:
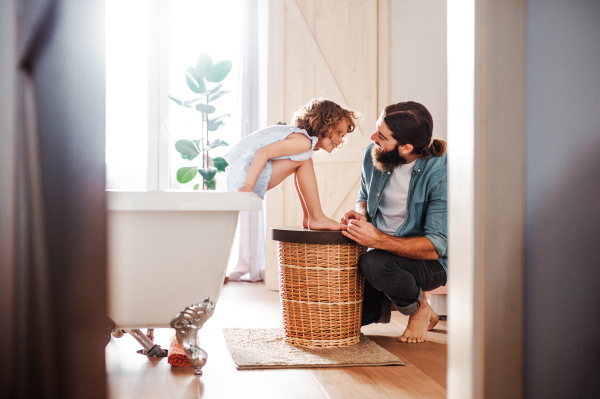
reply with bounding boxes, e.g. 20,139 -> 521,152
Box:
228,0 -> 266,282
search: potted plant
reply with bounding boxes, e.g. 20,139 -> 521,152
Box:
169,53 -> 232,190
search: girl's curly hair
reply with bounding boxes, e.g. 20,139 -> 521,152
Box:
292,99 -> 358,141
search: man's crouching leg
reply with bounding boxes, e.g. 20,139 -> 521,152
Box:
360,249 -> 445,343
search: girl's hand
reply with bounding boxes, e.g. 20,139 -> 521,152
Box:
341,210 -> 367,225
237,185 -> 253,193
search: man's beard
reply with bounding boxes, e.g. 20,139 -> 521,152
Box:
371,143 -> 408,172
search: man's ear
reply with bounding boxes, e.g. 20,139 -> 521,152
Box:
400,143 -> 414,155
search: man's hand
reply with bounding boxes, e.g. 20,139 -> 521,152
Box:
342,219 -> 383,247
340,210 -> 367,225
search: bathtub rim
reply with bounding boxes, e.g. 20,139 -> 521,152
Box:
106,190 -> 262,211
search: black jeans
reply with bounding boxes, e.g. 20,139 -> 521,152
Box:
360,249 -> 447,325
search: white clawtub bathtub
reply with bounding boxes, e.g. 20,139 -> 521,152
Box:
106,191 -> 261,374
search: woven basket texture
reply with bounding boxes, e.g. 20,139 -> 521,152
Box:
278,241 -> 366,349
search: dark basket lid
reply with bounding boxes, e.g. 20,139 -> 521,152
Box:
271,226 -> 355,244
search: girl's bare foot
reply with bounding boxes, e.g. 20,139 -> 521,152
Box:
308,215 -> 347,230
303,217 -> 309,228
399,293 -> 438,343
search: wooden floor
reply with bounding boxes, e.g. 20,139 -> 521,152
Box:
106,282 -> 447,399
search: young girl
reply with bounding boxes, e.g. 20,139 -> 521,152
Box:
223,98 -> 358,230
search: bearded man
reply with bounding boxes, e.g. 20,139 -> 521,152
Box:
341,101 -> 447,343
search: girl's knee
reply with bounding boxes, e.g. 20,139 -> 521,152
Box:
297,158 -> 313,168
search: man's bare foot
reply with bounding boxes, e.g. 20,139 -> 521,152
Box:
308,215 -> 347,230
428,308 -> 439,331
399,293 -> 439,343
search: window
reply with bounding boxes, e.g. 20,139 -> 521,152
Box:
106,0 -> 244,191
105,0 -> 149,190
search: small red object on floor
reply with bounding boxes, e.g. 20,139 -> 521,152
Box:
168,330 -> 190,367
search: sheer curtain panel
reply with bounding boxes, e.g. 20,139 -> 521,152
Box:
227,0 -> 266,282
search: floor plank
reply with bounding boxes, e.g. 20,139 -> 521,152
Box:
107,282 -> 447,398
365,365 -> 446,399
250,281 -> 283,324
310,367 -> 395,399
382,317 -> 448,388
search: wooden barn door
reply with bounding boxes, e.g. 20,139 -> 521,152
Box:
265,0 -> 390,289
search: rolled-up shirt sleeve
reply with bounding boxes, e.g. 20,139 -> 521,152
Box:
356,147 -> 370,204
357,167 -> 368,204
423,176 -> 448,258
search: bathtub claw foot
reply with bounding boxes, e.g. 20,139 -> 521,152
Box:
171,297 -> 215,375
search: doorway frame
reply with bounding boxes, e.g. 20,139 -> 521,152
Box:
447,0 -> 526,398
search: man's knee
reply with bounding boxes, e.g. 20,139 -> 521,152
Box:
360,249 -> 394,285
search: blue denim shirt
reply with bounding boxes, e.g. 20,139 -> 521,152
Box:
357,143 -> 448,273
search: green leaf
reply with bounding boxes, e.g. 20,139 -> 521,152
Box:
195,53 -> 214,79
207,60 -> 232,82
204,178 -> 216,190
213,157 -> 228,171
177,167 -> 198,184
168,95 -> 184,106
209,114 -> 230,131
209,121 -> 223,131
183,97 -> 204,107
198,167 -> 217,181
181,153 -> 198,161
206,138 -> 229,151
207,90 -> 230,103
204,83 -> 222,96
175,139 -> 200,160
185,67 -> 205,93
195,103 -> 216,114
185,67 -> 199,91
209,114 -> 230,125
193,183 -> 200,190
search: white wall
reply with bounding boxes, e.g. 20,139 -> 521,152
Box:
390,0 -> 447,140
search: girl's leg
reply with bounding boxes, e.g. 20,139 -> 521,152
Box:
294,173 -> 309,228
267,159 -> 301,188
268,159 -> 345,230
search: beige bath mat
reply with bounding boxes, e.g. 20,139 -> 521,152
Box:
222,327 -> 404,370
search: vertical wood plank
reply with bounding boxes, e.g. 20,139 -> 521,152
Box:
265,0 -> 286,290
364,0 -> 379,133
265,0 -> 380,288
267,0 -> 285,126
378,0 -> 391,114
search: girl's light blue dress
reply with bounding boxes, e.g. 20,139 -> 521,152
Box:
223,125 -> 318,199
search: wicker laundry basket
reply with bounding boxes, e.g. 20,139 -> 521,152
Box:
272,227 -> 366,349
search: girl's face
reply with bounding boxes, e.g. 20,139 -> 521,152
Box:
315,119 -> 349,153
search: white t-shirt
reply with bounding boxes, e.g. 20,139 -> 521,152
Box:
374,159 -> 416,235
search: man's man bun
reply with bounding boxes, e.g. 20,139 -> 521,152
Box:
382,102 -> 446,157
